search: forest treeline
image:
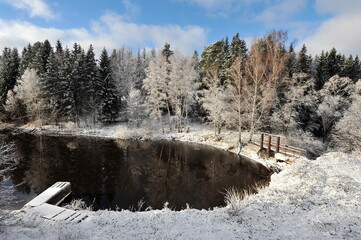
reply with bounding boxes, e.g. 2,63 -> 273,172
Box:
0,31 -> 360,153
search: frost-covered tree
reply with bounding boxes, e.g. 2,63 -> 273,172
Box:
199,65 -> 228,136
168,52 -> 199,132
143,53 -> 169,133
270,73 -> 316,135
333,95 -> 361,152
9,68 -> 45,124
317,75 -> 354,142
111,47 -> 136,111
126,84 -> 144,127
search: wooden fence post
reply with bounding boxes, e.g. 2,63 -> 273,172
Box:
276,136 -> 280,153
267,135 -> 271,158
260,133 -> 264,149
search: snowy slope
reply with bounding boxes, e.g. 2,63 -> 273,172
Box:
1,152 -> 360,239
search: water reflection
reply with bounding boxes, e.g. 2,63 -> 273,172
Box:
1,134 -> 271,211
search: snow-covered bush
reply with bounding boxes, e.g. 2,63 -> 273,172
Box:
287,130 -> 325,158
332,95 -> 361,153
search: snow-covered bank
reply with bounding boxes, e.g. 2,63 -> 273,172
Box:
10,122 -> 293,170
1,152 -> 360,239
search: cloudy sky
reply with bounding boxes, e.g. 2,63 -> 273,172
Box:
0,0 -> 360,56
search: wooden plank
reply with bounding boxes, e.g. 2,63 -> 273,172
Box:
24,182 -> 71,208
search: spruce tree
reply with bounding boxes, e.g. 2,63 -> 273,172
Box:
84,45 -> 101,123
58,48 -> 75,121
161,43 -> 174,63
285,43 -> 297,78
230,33 -> 247,62
98,48 -> 120,123
0,47 -> 20,108
315,51 -> 328,90
296,44 -> 311,74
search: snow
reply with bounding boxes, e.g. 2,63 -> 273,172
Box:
1,152 -> 360,239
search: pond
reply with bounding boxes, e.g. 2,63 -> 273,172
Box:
0,133 -> 271,211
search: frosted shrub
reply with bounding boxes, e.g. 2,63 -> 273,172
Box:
115,124 -> 153,139
287,130 -> 325,158
224,187 -> 247,215
64,199 -> 91,211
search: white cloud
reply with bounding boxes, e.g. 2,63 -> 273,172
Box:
314,0 -> 361,15
0,13 -> 207,55
253,0 -> 307,24
0,0 -> 55,20
178,0 -> 238,10
300,0 -> 361,56
301,13 -> 361,56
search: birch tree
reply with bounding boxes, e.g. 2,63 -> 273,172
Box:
231,31 -> 288,141
8,68 -> 45,124
199,64 -> 229,136
143,53 -> 169,133
168,52 -> 199,132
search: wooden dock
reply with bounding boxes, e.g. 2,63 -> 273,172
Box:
21,182 -> 88,223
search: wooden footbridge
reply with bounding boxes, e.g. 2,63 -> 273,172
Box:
21,182 -> 88,223
252,133 -> 307,159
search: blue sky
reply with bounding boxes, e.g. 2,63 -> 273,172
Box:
0,0 -> 361,56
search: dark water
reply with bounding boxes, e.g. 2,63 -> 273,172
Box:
0,133 -> 271,211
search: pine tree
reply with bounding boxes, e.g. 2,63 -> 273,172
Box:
98,48 -> 120,123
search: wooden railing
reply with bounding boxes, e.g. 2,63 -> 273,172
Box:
251,133 -> 307,158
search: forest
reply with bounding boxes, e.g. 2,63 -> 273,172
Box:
0,31 -> 360,154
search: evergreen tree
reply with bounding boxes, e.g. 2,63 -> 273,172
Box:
285,43 -> 297,78
0,47 -> 20,108
296,44 -> 311,73
42,50 -> 61,123
19,44 -> 33,76
31,40 -> 52,75
58,48 -> 75,121
315,51 -> 328,90
326,48 -> 342,78
161,43 -> 174,63
354,56 -> 361,81
84,45 -> 101,123
220,37 -> 231,84
230,33 -> 247,63
134,49 -> 146,90
98,48 -> 120,122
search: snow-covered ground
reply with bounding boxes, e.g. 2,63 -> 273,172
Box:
1,123 -> 361,239
1,152 -> 360,239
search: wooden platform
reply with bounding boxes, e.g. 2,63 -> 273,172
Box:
22,182 -> 88,223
